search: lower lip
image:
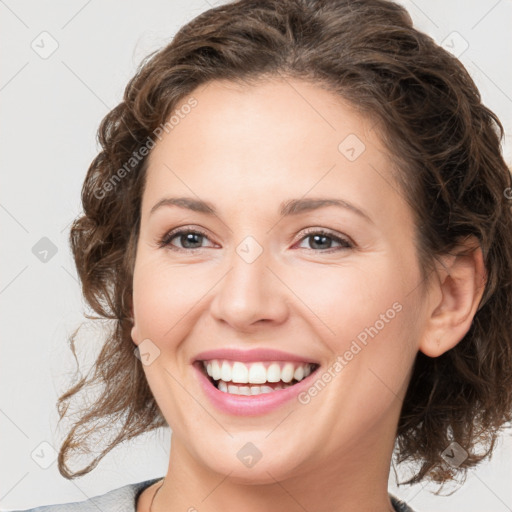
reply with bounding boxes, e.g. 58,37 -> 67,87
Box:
193,362 -> 319,416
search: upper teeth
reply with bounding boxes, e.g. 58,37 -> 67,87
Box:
202,360 -> 314,384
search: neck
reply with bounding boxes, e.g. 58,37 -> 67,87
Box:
149,414 -> 399,512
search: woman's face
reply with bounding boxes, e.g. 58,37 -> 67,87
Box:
131,77 -> 427,483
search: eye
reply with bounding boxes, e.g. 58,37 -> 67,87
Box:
295,228 -> 353,252
158,227 -> 354,253
158,227 -> 214,252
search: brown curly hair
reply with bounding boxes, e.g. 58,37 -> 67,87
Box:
57,0 -> 512,490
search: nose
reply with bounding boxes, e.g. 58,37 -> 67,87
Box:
209,241 -> 289,332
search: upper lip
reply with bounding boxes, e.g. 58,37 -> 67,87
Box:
192,348 -> 319,364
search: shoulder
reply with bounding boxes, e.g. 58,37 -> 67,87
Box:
7,477 -> 164,512
390,493 -> 418,512
10,483 -> 412,512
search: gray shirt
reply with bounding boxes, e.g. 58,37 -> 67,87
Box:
8,478 -> 417,511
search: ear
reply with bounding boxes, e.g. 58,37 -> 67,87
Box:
419,235 -> 487,358
129,299 -> 140,346
131,321 -> 140,346
131,326 -> 139,346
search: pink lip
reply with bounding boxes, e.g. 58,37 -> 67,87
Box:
192,348 -> 318,364
193,361 -> 320,416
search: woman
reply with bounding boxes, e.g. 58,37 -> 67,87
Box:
13,0 -> 512,511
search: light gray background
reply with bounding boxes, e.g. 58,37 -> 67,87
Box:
1,1 -> 511,511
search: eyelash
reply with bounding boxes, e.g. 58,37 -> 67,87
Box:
157,226 -> 354,253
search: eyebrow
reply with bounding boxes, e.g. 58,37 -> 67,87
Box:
149,196 -> 373,223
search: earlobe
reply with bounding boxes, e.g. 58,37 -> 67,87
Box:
130,304 -> 139,346
419,236 -> 487,358
129,302 -> 138,345
131,324 -> 139,346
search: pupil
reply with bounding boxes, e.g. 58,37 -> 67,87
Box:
182,233 -> 202,248
311,234 -> 330,250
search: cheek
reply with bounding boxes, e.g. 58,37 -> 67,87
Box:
329,273 -> 420,409
282,255 -> 418,379
131,256 -> 214,341
279,256 -> 405,337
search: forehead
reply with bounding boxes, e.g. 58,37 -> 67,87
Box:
152,77 -> 375,166
141,78 -> 411,228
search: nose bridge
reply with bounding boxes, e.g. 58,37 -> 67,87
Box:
210,234 -> 288,328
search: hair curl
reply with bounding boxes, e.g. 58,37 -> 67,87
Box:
57,0 -> 512,491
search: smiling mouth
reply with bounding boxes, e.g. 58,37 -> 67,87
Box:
195,359 -> 320,396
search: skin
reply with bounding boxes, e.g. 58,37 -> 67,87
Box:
131,77 -> 486,512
